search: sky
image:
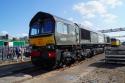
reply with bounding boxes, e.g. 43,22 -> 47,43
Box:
0,0 -> 125,40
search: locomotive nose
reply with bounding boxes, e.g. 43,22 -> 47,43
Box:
31,50 -> 56,59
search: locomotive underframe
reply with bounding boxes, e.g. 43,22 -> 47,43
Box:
31,43 -> 105,67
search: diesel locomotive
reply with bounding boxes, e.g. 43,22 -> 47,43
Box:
29,12 -> 111,67
111,38 -> 121,47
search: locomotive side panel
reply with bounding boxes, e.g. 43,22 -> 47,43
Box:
91,32 -> 98,44
104,35 -> 111,44
55,21 -> 79,45
104,35 -> 107,44
98,34 -> 105,44
80,28 -> 91,44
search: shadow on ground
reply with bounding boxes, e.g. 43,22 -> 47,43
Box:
0,61 -> 54,78
89,59 -> 125,69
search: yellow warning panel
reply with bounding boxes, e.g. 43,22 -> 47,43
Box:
29,35 -> 55,46
111,41 -> 120,46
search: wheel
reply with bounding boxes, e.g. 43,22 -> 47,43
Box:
63,57 -> 72,66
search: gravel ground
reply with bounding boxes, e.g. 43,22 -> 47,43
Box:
76,66 -> 125,83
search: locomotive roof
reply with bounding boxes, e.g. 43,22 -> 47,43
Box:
29,11 -> 106,36
29,11 -> 75,27
54,16 -> 75,25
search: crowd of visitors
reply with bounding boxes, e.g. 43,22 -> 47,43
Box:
0,46 -> 30,62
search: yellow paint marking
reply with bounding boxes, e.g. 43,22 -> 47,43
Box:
29,35 -> 55,46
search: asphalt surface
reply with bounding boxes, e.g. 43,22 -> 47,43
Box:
1,53 -> 125,83
0,61 -> 33,77
0,53 -> 105,83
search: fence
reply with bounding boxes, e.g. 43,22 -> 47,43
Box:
0,46 -> 31,61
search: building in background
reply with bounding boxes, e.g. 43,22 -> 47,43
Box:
0,33 -> 28,47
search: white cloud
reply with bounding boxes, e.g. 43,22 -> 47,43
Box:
22,33 -> 28,37
87,1 -> 107,14
100,0 -> 123,8
102,13 -> 117,23
82,20 -> 93,27
73,2 -> 96,18
73,1 -> 107,18
0,31 -> 8,35
73,0 -> 123,23
68,17 -> 79,24
68,17 -> 75,22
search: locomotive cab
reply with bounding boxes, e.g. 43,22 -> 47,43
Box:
111,38 -> 121,47
29,12 -> 80,67
29,12 -> 55,46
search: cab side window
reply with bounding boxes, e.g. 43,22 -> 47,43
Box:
56,22 -> 68,34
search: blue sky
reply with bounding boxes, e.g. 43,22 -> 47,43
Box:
0,0 -> 125,40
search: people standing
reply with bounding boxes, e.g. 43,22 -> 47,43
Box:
15,47 -> 20,62
20,47 -> 24,62
4,46 -> 9,60
7,48 -> 12,60
15,47 -> 25,62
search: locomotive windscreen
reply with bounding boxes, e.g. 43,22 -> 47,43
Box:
80,28 -> 90,40
30,18 -> 54,36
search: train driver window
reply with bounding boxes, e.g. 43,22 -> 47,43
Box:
43,19 -> 53,33
57,22 -> 68,34
30,23 -> 40,35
